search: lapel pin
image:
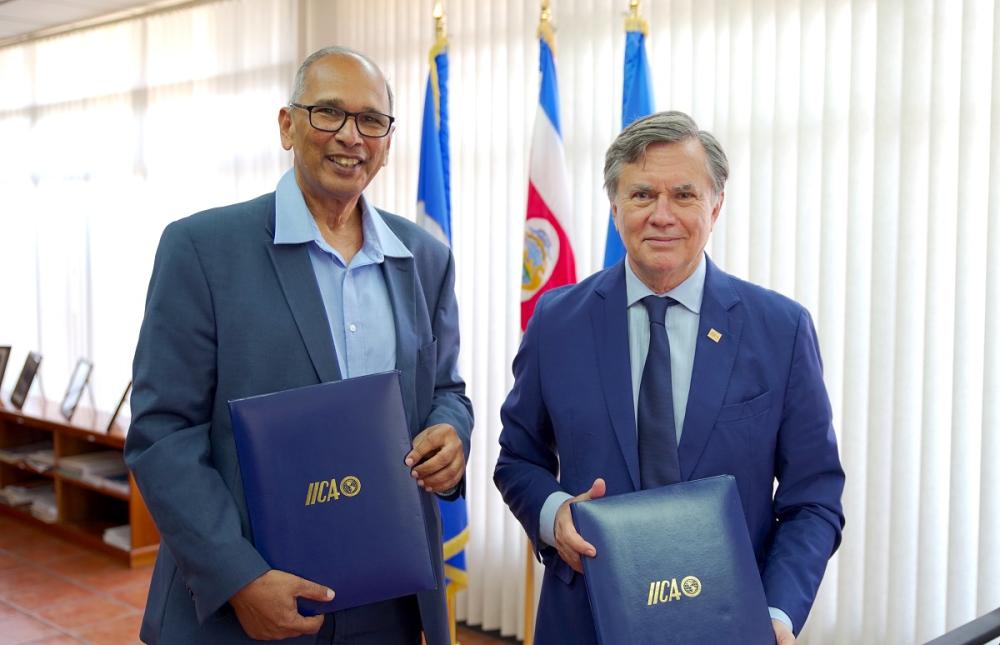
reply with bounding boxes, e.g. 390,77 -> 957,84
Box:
707,328 -> 722,343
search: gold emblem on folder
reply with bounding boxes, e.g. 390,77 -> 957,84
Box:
340,476 -> 361,497
681,576 -> 702,598
305,475 -> 362,506
647,575 -> 702,605
707,329 -> 722,343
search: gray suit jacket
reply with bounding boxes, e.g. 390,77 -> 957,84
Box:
125,192 -> 473,644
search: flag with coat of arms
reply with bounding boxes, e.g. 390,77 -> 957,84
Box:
521,16 -> 576,330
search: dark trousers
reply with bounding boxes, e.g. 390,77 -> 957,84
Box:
316,595 -> 422,644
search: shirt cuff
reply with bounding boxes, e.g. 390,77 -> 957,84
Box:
436,486 -> 457,498
769,607 -> 793,633
539,491 -> 573,546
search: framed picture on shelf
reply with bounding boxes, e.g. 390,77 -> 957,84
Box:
106,381 -> 132,433
0,345 -> 10,390
60,358 -> 94,420
10,351 -> 42,410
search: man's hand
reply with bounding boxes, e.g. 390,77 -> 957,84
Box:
773,619 -> 795,644
405,423 -> 465,493
229,570 -> 332,640
553,478 -> 607,573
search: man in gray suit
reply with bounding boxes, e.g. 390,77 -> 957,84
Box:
125,46 -> 473,644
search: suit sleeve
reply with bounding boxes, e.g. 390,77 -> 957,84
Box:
493,294 -> 564,560
124,222 -> 269,623
762,308 -> 846,633
422,251 -> 475,497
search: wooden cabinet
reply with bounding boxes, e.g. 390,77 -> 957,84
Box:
0,396 -> 158,567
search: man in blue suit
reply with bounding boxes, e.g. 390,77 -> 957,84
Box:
495,111 -> 844,644
125,47 -> 473,644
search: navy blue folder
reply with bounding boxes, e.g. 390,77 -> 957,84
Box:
571,475 -> 776,644
229,370 -> 437,615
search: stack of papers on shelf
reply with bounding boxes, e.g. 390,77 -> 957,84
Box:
0,481 -> 53,507
2,482 -> 59,523
0,441 -> 54,467
57,451 -> 128,493
58,451 -> 126,477
103,524 -> 131,551
30,490 -> 58,523
25,448 -> 56,473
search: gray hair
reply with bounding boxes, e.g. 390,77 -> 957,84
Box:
289,46 -> 394,114
603,111 -> 729,200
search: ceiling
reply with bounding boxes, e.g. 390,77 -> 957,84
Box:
0,0 -> 163,46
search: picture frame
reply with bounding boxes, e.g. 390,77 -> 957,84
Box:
0,345 -> 10,391
10,351 -> 42,410
105,381 -> 132,433
60,358 -> 93,420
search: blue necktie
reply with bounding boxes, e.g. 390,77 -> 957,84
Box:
637,295 -> 681,489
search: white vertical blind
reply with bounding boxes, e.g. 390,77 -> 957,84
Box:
948,0 -> 994,636
1,1 -> 998,643
0,0 -> 298,407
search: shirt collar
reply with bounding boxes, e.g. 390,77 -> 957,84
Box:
273,169 -> 412,261
624,252 -> 706,314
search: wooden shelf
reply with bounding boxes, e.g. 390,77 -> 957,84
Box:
0,394 -> 157,568
0,461 -> 55,479
0,396 -> 127,448
56,471 -> 131,501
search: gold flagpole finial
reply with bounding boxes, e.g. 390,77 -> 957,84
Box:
625,0 -> 648,34
540,0 -> 552,26
433,0 -> 446,41
538,0 -> 556,48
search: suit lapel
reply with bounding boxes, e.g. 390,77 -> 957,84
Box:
591,263 -> 641,490
383,254 -> 418,430
265,211 -> 342,384
678,258 -> 742,479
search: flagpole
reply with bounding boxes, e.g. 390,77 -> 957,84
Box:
432,1 -> 461,633
520,3 -> 549,633
420,3 -> 461,643
430,0 -> 448,118
522,0 -> 578,639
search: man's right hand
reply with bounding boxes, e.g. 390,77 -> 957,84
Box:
229,569 -> 333,640
553,478 -> 607,573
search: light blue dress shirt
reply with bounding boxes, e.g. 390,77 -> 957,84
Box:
272,169 -> 411,379
623,255 -> 705,439
536,253 -> 792,631
274,171 -> 460,499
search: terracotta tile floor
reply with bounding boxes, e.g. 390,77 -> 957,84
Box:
0,515 -> 146,644
0,514 -> 513,644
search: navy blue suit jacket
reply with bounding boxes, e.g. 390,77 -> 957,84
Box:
125,193 -> 473,644
494,258 -> 844,644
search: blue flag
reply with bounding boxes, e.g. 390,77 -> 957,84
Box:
603,25 -> 655,268
417,40 -> 452,244
417,38 -> 468,591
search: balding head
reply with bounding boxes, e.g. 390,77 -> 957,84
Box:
289,46 -> 394,114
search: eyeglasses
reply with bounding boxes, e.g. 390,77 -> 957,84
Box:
288,103 -> 395,138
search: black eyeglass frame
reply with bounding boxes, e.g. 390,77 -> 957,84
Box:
288,102 -> 395,138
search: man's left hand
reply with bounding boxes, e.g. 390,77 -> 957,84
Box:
773,619 -> 795,645
405,424 -> 465,493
